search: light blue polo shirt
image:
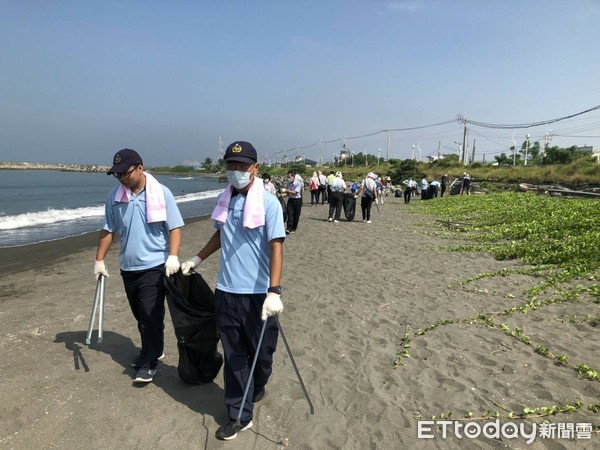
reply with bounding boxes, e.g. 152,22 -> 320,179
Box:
215,190 -> 285,294
103,185 -> 184,271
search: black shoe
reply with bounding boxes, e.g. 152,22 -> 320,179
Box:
215,419 -> 253,441
253,387 -> 265,403
133,367 -> 156,383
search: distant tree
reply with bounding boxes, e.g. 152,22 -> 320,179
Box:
542,146 -> 580,165
433,154 -> 461,168
494,153 -> 512,165
203,157 -> 213,171
519,140 -> 541,164
389,159 -> 418,185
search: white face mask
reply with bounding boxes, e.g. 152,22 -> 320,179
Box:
226,170 -> 252,190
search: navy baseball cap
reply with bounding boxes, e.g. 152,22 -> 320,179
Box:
107,148 -> 143,175
224,141 -> 257,164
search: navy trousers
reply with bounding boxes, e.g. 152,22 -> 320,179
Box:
215,289 -> 279,424
121,265 -> 166,369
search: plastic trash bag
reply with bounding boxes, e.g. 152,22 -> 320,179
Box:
343,193 -> 356,221
164,271 -> 223,384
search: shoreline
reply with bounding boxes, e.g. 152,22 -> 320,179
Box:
0,215 -> 210,276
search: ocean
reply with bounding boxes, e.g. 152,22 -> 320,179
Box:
0,170 -> 225,248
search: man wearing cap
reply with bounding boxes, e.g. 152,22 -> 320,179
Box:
180,141 -> 286,441
281,169 -> 303,234
94,148 -> 184,383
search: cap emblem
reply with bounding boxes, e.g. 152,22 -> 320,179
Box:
232,143 -> 242,153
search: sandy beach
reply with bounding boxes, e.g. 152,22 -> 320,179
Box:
0,194 -> 597,449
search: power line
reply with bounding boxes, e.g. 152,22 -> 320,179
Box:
468,104 -> 600,129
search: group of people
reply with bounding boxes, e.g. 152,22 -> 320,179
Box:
261,169 -> 389,233
401,172 -> 472,202
94,142 -> 284,441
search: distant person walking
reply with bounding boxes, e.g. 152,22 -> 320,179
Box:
327,171 -> 346,222
420,176 -> 429,200
281,170 -> 303,234
358,172 -> 378,223
94,148 -> 184,384
403,177 -> 415,204
318,170 -> 328,204
440,173 -> 448,197
461,172 -> 471,195
309,171 -> 320,206
326,171 -> 335,203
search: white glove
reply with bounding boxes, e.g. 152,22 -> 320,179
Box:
261,293 -> 283,321
165,255 -> 180,277
181,256 -> 202,276
94,260 -> 109,280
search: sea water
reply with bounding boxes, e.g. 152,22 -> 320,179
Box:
0,170 -> 225,248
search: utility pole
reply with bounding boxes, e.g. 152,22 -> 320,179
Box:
461,117 -> 468,165
471,138 -> 476,164
319,140 -> 323,167
437,140 -> 441,160
544,131 -> 552,157
524,134 -> 530,166
512,132 -> 517,166
412,145 -> 415,160
386,128 -> 390,161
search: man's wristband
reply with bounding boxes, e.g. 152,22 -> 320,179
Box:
267,286 -> 282,295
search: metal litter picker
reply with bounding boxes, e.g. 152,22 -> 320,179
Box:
86,275 -> 106,344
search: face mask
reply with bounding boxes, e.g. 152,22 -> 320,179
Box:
287,177 -> 293,182
263,178 -> 269,184
226,170 -> 252,190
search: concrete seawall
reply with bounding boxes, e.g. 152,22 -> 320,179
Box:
0,162 -> 110,172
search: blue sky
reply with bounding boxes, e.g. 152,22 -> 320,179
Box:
1,0 -> 599,166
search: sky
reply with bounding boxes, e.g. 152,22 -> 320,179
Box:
1,0 -> 600,166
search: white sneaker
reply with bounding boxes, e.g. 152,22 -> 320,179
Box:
334,220 -> 339,223
367,220 -> 372,223
328,218 -> 333,222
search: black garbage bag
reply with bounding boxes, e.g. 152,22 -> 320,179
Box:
164,271 -> 223,384
342,193 -> 356,221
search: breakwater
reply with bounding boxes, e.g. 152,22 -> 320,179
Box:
0,162 -> 110,172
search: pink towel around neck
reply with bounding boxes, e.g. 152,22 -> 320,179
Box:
211,179 -> 265,229
114,172 -> 167,223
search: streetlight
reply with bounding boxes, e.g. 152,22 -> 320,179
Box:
332,153 -> 336,167
412,145 -> 415,160
524,134 -> 530,166
351,151 -> 355,167
378,148 -> 381,166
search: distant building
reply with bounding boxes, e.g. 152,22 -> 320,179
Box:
576,146 -> 600,162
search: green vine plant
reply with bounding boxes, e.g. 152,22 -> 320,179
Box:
416,401 -> 600,428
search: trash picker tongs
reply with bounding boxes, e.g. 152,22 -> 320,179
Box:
86,275 -> 105,344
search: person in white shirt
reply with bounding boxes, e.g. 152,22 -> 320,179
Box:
327,171 -> 347,222
261,173 -> 277,196
357,172 -> 378,223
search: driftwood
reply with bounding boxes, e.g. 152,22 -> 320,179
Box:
519,183 -> 600,199
435,218 -> 472,230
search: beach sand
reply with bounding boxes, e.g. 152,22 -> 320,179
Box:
0,195 -> 597,449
